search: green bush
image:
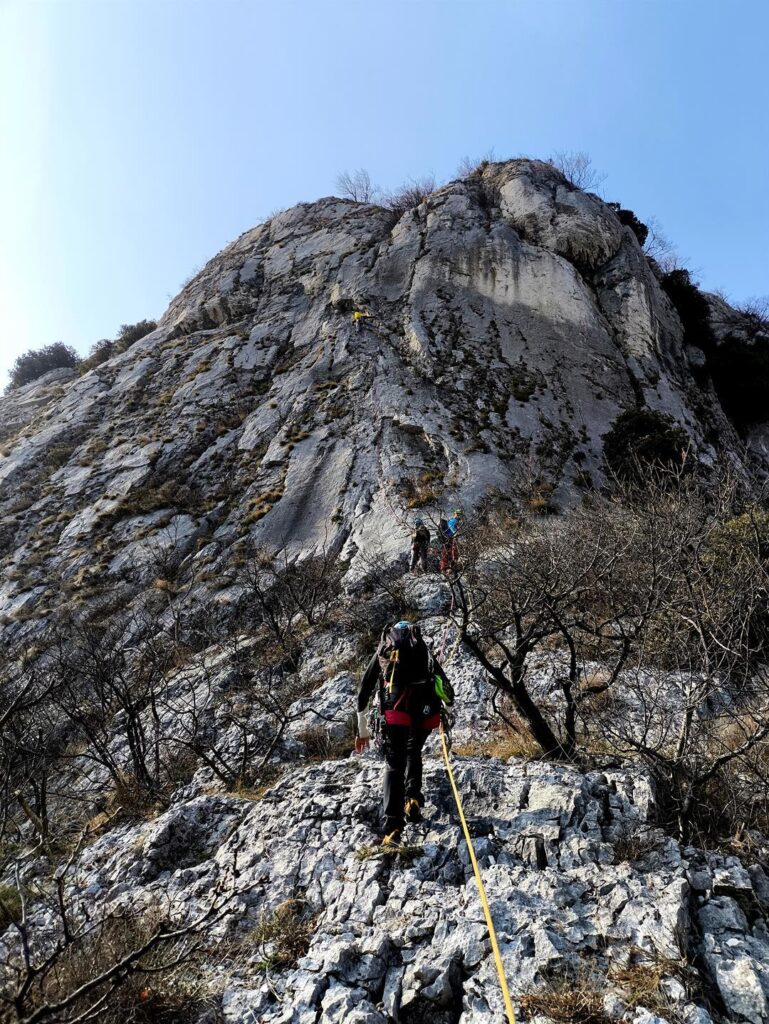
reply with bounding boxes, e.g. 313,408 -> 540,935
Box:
115,319 -> 156,351
0,882 -> 22,930
7,342 -> 79,390
603,408 -> 690,481
606,203 -> 648,247
80,338 -> 116,372
707,333 -> 769,431
661,270 -> 715,354
80,321 -> 157,374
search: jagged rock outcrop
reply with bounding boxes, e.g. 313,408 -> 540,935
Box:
7,627 -> 769,1022
0,159 -> 756,632
3,584 -> 769,1021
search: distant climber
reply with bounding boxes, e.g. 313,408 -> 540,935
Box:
352,309 -> 371,330
439,509 -> 462,572
409,517 -> 430,574
355,621 -> 454,847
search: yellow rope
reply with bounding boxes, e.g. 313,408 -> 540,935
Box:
440,723 -> 517,1024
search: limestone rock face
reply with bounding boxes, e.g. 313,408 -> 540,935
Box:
0,159 -> 754,634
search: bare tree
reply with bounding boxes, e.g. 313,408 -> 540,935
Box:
335,168 -> 380,203
643,215 -> 680,273
383,176 -> 437,217
456,149 -> 496,178
448,498 -> 662,759
586,481 -> 769,840
548,151 -> 606,192
451,470 -> 769,841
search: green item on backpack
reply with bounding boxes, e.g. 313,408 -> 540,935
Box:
434,673 -> 451,704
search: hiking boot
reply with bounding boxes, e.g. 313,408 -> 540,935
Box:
405,798 -> 423,823
381,829 -> 402,848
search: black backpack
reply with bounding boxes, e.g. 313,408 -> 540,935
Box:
377,622 -> 432,693
438,518 -> 452,543
413,525 -> 430,546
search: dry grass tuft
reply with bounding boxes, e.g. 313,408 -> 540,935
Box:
519,976 -> 611,1024
251,898 -> 316,970
609,952 -> 690,1020
297,724 -> 354,761
356,843 -> 425,863
454,718 -> 541,761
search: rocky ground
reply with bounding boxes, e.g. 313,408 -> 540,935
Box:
4,600 -> 769,1023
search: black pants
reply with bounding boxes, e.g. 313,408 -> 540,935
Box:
410,543 -> 428,572
382,725 -> 429,833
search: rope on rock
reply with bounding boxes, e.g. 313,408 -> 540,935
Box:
439,722 -> 517,1024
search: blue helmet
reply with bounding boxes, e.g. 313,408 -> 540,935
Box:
395,620 -> 411,629
415,516 -> 424,525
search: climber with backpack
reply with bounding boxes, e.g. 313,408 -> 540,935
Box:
355,620 -> 454,847
409,517 -> 430,574
438,509 -> 461,572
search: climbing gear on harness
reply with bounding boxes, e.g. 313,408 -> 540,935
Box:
369,704 -> 384,752
405,798 -> 423,823
440,721 -> 516,1024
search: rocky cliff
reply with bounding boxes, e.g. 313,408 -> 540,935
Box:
1,160 -> 768,1024
0,159 -> 757,629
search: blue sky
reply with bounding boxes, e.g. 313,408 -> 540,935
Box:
1,0 -> 767,386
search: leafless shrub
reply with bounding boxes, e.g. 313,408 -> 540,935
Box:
456,149 -> 496,178
548,150 -> 606,192
161,638 -> 315,791
0,831 -> 245,1023
643,215 -> 680,273
383,176 -> 437,217
451,470 -> 769,841
612,825 -> 661,864
335,168 -> 380,203
231,541 -> 345,663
